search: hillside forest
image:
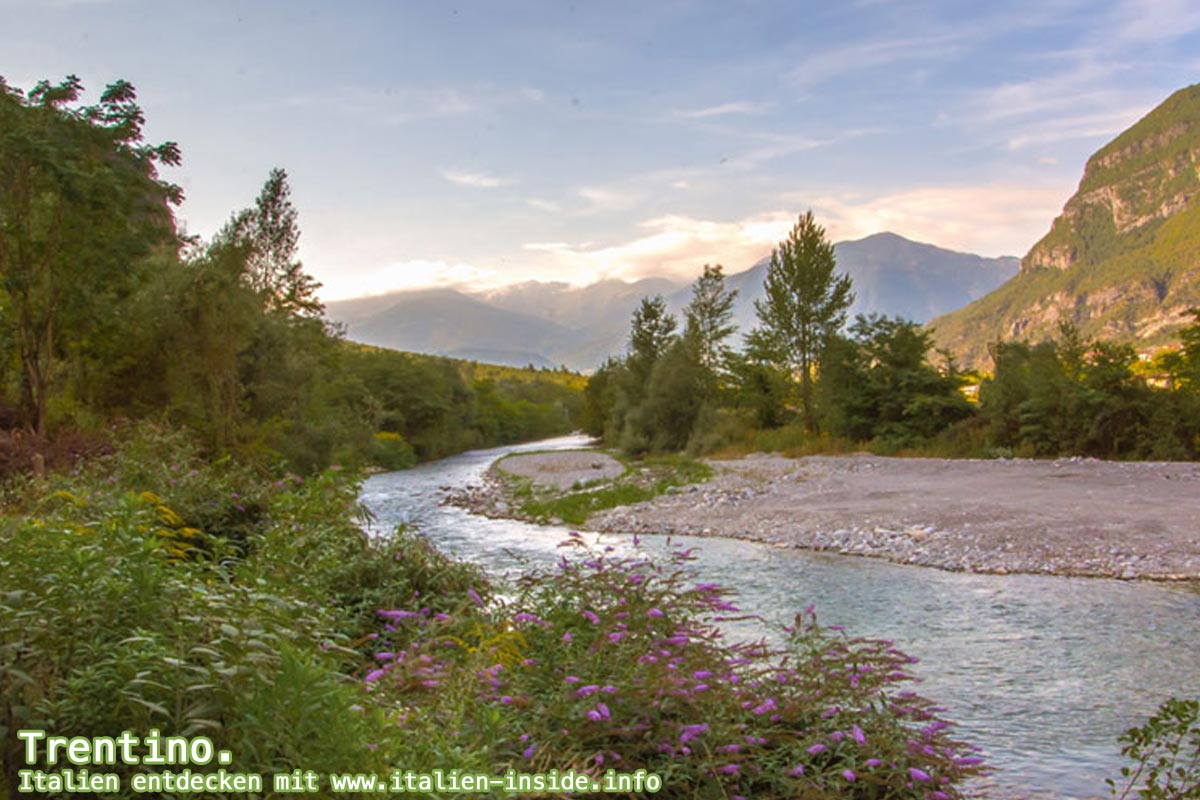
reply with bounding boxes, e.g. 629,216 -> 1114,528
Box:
0,76 -> 582,478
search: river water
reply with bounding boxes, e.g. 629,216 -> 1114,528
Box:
361,435 -> 1200,798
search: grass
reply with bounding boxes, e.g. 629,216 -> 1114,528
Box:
498,450 -> 713,526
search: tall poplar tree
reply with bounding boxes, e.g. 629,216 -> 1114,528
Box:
753,211 -> 854,431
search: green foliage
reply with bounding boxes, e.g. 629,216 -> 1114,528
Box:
1108,696 -> 1200,799
977,323 -> 1200,459
820,315 -> 974,448
753,211 -> 854,431
0,424 -> 485,796
214,167 -> 322,317
0,76 -> 180,435
683,263 -> 739,383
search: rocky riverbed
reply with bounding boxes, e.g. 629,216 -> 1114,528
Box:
451,450 -> 1200,582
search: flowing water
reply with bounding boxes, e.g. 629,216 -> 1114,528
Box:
361,435 -> 1200,798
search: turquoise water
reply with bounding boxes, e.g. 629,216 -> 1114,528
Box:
362,436 -> 1200,798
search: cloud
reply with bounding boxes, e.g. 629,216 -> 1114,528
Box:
283,83 -> 543,125
786,32 -> 966,87
526,212 -> 799,283
525,197 -> 561,212
1106,0 -> 1200,44
673,100 -> 772,119
798,183 -> 1070,257
319,259 -> 505,300
576,185 -> 640,213
442,169 -> 511,188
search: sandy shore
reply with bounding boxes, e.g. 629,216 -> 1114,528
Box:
470,451 -> 1200,581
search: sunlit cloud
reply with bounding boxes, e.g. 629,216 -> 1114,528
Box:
320,259 -> 506,300
526,212 -> 799,283
801,183 -> 1069,257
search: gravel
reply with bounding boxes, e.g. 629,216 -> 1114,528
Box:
476,450 -> 1200,582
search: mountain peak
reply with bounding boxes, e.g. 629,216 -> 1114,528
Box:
932,82 -> 1200,368
1022,82 -> 1200,274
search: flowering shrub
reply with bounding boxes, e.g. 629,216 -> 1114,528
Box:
368,535 -> 987,798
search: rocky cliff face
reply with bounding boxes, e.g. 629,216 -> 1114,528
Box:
931,83 -> 1200,368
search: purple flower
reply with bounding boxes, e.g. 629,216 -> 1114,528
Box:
679,723 -> 708,744
909,767 -> 931,782
752,698 -> 777,716
865,758 -> 881,767
806,744 -> 826,755
467,588 -> 484,607
582,610 -> 600,625
852,725 -> 866,744
562,631 -> 573,643
564,675 -> 581,683
647,607 -> 664,617
719,764 -> 739,775
842,770 -> 856,782
790,764 -> 805,777
523,744 -> 536,759
500,695 -> 514,705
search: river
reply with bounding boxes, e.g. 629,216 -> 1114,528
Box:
361,435 -> 1200,798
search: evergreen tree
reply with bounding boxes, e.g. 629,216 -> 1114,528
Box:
683,264 -> 738,381
752,211 -> 853,431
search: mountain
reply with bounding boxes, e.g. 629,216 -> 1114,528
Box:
325,288 -> 580,368
690,233 -> 1018,336
325,233 -> 1019,370
931,83 -> 1200,368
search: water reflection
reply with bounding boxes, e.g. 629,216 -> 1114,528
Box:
362,436 -> 1200,798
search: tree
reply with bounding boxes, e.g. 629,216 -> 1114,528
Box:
819,315 -> 973,446
627,294 -> 678,385
216,168 -> 322,316
752,211 -> 854,431
683,264 -> 738,381
0,76 -> 180,435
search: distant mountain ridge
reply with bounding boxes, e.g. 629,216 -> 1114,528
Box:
932,82 -> 1200,368
326,232 -> 1019,370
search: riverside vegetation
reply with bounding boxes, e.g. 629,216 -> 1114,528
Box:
1,75 -> 1197,797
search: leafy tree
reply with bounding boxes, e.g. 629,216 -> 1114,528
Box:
216,167 -> 322,316
820,315 -> 974,446
752,211 -> 854,431
0,76 -> 180,435
683,264 -> 738,382
620,338 -> 707,454
728,328 -> 792,429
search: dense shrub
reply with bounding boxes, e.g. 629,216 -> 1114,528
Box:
366,536 -> 987,798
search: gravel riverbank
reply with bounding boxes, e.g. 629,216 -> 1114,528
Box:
453,450 -> 1200,582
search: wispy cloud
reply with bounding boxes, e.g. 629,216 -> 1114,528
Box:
283,83 -> 544,125
1105,0 -> 1200,44
442,169 -> 511,188
673,100 -> 772,119
786,32 -> 966,86
525,197 -> 561,213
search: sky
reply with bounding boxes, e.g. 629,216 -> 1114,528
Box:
4,0 -> 1200,300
